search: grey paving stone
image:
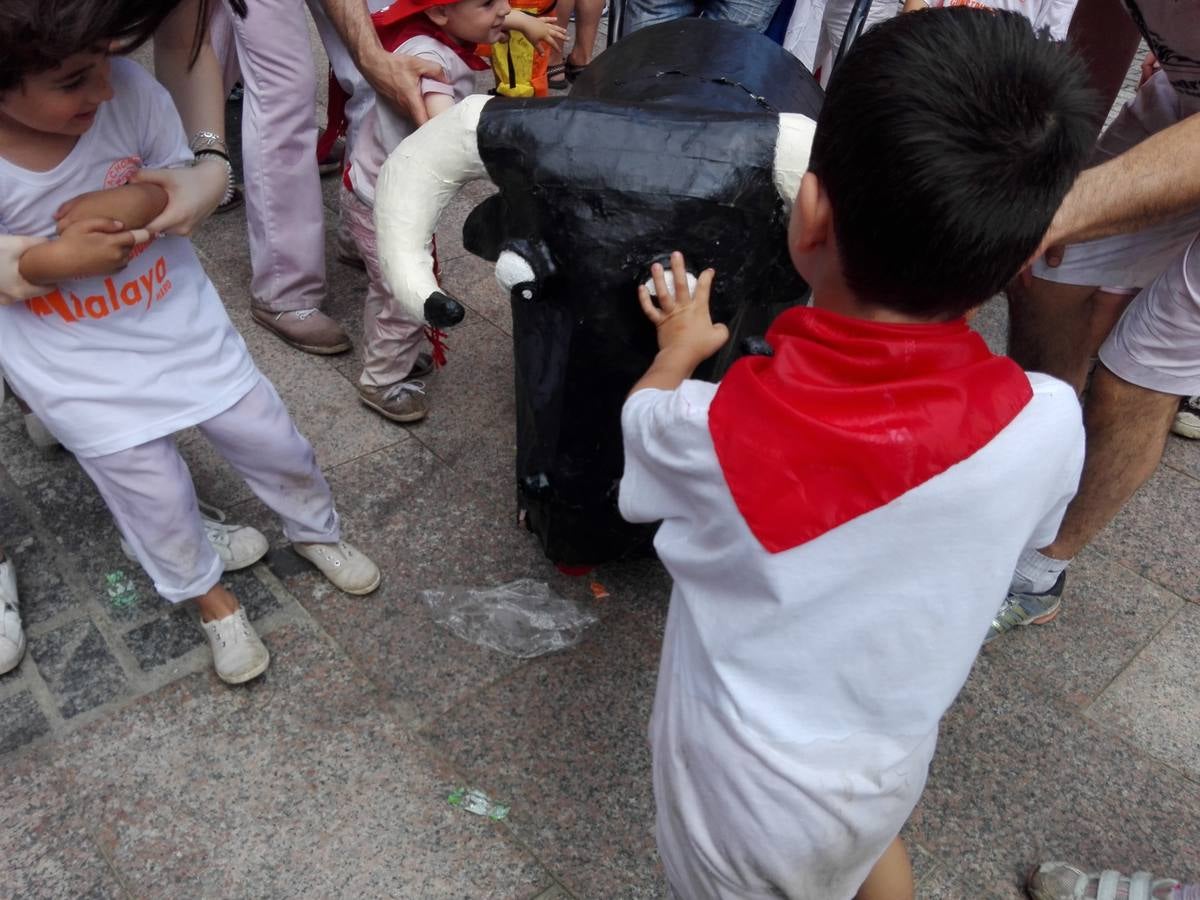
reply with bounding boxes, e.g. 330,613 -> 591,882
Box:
6,537 -> 77,628
28,620 -> 128,720
1160,431 -> 1200,483
0,759 -> 126,900
439,241 -> 514,335
224,569 -> 282,622
48,625 -> 552,899
981,547 -> 1183,707
909,651 -> 1200,899
0,690 -> 51,756
122,607 -> 203,672
1086,604 -> 1200,780
420,613 -> 666,900
1091,464 -> 1200,601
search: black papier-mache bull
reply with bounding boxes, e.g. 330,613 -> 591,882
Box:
375,18 -> 822,566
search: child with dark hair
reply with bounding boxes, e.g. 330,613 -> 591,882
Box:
619,9 -> 1096,899
0,0 -> 381,685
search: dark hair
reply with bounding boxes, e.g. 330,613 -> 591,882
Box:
0,0 -> 198,93
809,8 -> 1096,319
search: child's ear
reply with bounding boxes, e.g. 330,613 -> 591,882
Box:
424,6 -> 451,26
793,171 -> 833,253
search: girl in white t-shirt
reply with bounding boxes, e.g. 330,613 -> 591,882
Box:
0,2 -> 382,685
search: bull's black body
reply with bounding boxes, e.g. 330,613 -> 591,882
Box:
462,19 -> 823,565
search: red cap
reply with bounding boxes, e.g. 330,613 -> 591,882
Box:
372,0 -> 445,25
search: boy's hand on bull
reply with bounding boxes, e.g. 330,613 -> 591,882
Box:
638,251 -> 728,366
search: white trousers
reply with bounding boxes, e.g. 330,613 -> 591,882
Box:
78,378 -> 340,603
210,0 -> 328,313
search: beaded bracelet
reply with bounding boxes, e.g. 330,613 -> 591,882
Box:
193,149 -> 235,206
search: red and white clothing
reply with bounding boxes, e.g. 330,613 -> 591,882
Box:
344,25 -> 482,387
0,59 -> 339,602
924,0 -> 1076,39
620,308 -> 1084,899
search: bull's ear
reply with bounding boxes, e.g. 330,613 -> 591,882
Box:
463,194 -> 507,261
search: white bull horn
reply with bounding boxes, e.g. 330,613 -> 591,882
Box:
375,93 -> 493,324
773,113 -> 817,211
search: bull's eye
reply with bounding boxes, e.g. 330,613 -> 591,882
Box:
496,250 -> 537,294
642,269 -> 699,299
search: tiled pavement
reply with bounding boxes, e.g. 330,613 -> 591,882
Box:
3,27 -> 1197,900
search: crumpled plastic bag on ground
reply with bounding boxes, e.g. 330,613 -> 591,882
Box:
419,578 -> 599,658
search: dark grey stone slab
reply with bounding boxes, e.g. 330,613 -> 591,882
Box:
28,620 -> 128,719
0,690 -> 51,756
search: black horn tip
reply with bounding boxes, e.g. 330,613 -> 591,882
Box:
424,291 -> 466,328
740,335 -> 774,357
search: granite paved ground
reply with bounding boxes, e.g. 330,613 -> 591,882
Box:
2,24 -> 1196,900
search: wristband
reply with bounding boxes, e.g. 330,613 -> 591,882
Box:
193,150 -> 235,206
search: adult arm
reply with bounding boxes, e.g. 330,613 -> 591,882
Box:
318,0 -> 446,126
145,0 -> 228,235
1066,0 -> 1141,129
1042,112 -> 1200,251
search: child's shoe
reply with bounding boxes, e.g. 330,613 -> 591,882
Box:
0,558 -> 25,675
292,540 -> 381,595
201,607 -> 270,684
1028,861 -> 1192,900
357,380 -> 428,423
119,503 -> 268,572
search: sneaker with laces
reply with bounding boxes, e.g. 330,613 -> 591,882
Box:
119,503 -> 269,572
984,570 -> 1066,644
1171,395 -> 1200,439
292,540 -> 381,594
1028,861 -> 1191,900
251,307 -> 351,355
201,606 -> 270,684
357,379 -> 429,423
0,558 -> 25,675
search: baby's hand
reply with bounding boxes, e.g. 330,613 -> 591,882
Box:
638,251 -> 727,363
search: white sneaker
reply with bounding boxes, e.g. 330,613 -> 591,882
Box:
292,540 -> 381,595
1171,396 -> 1200,439
119,502 -> 269,572
0,559 -> 26,675
200,607 -> 270,684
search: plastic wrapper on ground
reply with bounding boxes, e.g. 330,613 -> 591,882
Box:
419,579 -> 599,658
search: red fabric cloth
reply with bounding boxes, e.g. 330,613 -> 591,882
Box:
708,306 -> 1033,553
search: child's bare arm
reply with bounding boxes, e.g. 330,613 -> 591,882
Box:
19,219 -> 152,285
503,12 -> 567,52
55,184 -> 169,235
424,91 -> 455,120
630,252 -> 728,396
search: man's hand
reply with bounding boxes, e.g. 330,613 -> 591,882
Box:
364,52 -> 448,127
132,161 -> 227,236
1139,51 -> 1159,88
0,235 -> 50,304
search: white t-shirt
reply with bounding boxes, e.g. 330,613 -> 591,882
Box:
0,59 -> 260,458
926,0 -> 1077,40
347,35 -> 480,206
619,373 -> 1084,900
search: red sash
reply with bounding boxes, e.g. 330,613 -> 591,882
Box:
708,306 -> 1033,553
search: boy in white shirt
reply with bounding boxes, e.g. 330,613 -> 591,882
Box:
619,10 -> 1096,899
0,0 -> 381,685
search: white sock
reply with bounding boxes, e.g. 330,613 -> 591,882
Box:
1010,547 -> 1070,594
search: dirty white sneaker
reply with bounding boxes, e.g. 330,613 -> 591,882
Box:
120,503 -> 268,572
292,540 -> 381,595
0,558 -> 26,675
200,607 -> 269,684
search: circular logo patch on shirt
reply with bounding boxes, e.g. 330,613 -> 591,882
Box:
104,156 -> 143,188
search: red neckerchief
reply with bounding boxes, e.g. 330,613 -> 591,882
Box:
708,306 -> 1033,553
323,9 -> 488,181
373,11 -> 489,70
